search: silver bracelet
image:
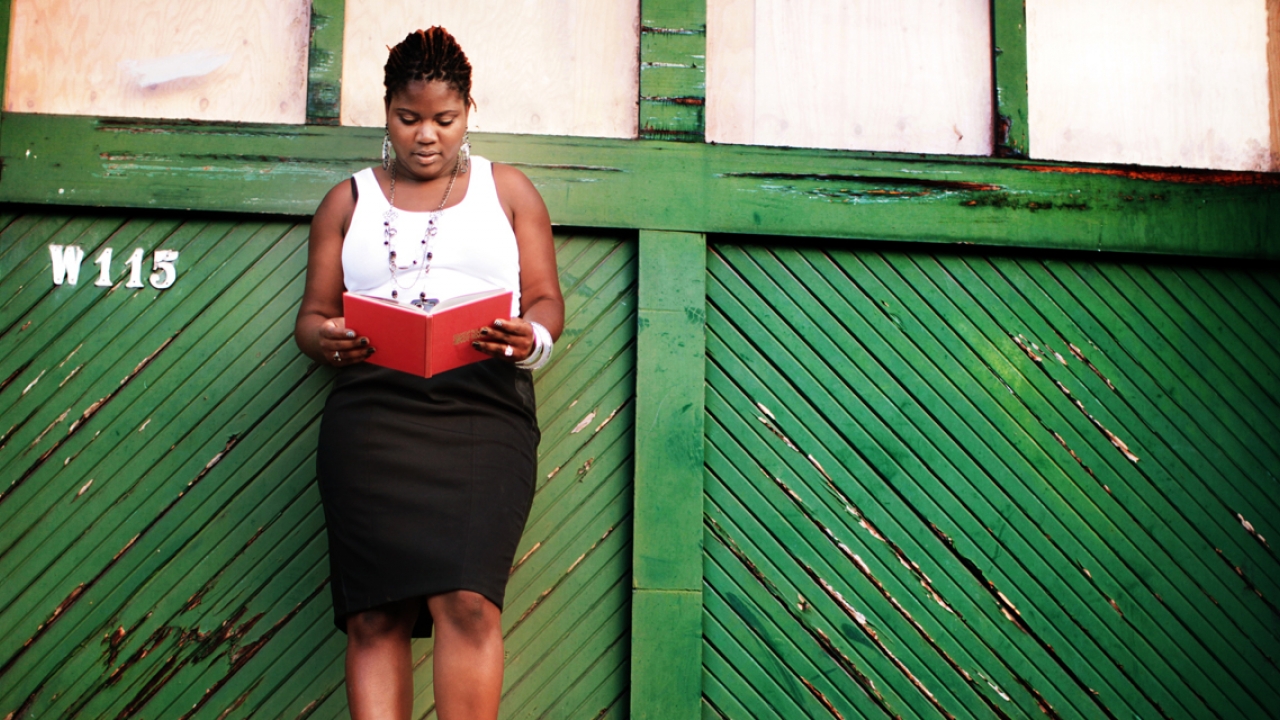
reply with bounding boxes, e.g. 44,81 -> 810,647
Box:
516,321 -> 553,370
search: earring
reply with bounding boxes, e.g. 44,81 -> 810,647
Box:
381,131 -> 393,171
458,131 -> 471,174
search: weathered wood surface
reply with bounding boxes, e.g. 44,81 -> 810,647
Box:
1,114 -> 1276,259
706,0 -> 993,156
702,241 -> 1280,718
1027,0 -> 1273,172
0,215 -> 636,719
640,0 -> 706,142
306,0 -> 345,126
339,0 -> 639,138
4,0 -> 310,124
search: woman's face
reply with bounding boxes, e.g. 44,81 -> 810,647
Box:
385,79 -> 469,180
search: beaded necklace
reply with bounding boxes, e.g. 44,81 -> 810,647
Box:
382,156 -> 461,306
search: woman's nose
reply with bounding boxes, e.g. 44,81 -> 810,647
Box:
416,124 -> 437,143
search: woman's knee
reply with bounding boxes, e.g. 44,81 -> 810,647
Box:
430,590 -> 499,637
346,600 -> 417,645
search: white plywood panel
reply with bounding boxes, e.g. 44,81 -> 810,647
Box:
1027,0 -> 1272,171
4,0 -> 310,124
707,0 -> 993,156
341,0 -> 638,138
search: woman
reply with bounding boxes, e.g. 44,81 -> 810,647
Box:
294,27 -> 563,720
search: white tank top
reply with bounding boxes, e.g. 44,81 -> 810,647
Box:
342,156 -> 522,316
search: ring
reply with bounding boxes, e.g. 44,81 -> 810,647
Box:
504,344 -> 514,357
333,351 -> 341,362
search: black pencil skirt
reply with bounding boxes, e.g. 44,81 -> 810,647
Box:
316,359 -> 539,638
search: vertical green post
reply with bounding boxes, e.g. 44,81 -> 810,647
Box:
639,0 -> 707,141
306,0 -> 345,125
631,231 -> 706,720
992,0 -> 1030,157
0,0 -> 12,143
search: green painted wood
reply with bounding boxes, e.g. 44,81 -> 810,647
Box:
702,240 -> 1280,719
2,114 -> 1276,259
0,216 -> 637,719
640,0 -> 706,141
992,0 -> 1030,157
631,231 -> 706,720
306,0 -> 345,125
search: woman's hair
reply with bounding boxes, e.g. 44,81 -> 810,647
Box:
384,27 -> 474,108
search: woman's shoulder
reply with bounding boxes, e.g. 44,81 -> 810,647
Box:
489,160 -> 540,206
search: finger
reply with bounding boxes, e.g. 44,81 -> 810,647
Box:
329,346 -> 376,365
320,324 -> 358,340
319,336 -> 371,353
478,322 -> 530,345
471,339 -> 528,361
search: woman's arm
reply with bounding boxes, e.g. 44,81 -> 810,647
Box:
294,180 -> 375,365
474,163 -> 565,361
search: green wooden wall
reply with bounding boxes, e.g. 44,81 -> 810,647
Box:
702,242 -> 1280,719
0,214 -> 636,719
1,1 -> 1278,718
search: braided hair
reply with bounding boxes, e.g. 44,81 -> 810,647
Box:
384,27 -> 474,108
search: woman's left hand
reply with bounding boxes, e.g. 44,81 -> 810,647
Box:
472,318 -> 535,362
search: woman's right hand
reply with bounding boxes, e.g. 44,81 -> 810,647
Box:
319,317 -> 374,366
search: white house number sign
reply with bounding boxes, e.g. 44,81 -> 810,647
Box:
49,245 -> 180,290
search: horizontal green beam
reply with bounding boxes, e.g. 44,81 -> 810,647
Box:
1,113 -> 1277,258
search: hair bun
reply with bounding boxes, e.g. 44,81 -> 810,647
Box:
384,26 -> 473,107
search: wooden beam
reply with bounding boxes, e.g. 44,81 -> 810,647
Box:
0,113 -> 1276,258
631,230 -> 706,720
306,0 -> 345,125
640,0 -> 707,141
992,0 -> 1030,158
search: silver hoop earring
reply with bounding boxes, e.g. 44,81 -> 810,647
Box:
381,131 -> 393,171
458,131 -> 471,174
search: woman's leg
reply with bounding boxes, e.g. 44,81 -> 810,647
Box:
345,598 -> 420,720
428,590 -> 505,720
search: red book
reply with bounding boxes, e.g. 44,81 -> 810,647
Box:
343,289 -> 513,378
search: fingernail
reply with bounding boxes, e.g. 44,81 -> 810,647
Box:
360,337 -> 368,346
369,347 -> 376,354
494,319 -> 505,328
345,330 -> 355,338
479,328 -> 490,335
471,341 -> 480,348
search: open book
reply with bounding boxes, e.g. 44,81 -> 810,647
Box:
343,289 -> 514,378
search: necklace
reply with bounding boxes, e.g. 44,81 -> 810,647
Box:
382,155 -> 461,303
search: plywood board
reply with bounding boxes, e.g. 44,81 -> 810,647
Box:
341,0 -> 638,138
1027,0 -> 1272,171
5,0 -> 310,124
707,0 -> 993,156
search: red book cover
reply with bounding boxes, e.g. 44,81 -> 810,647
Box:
343,289 -> 513,378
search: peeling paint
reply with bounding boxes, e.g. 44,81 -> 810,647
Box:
803,564 -> 954,719
800,677 -> 846,719
74,478 -> 93,500
21,369 -> 46,395
1068,343 -> 1116,391
513,525 -> 616,629
706,516 -> 902,718
1235,512 -> 1270,549
593,402 -> 625,434
758,416 -> 800,452
58,365 -> 82,388
511,542 -> 542,576
572,410 -> 598,433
